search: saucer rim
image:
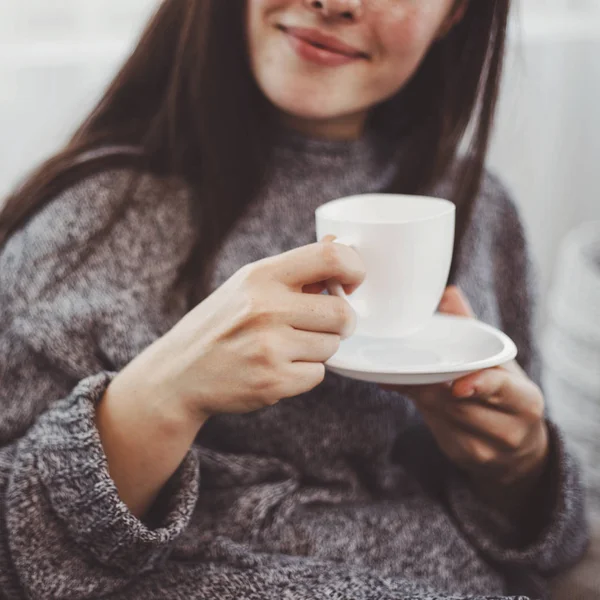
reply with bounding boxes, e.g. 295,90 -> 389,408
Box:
325,314 -> 518,375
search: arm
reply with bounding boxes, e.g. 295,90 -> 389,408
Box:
444,177 -> 589,574
0,171 -> 201,599
96,344 -> 207,518
0,169 -> 364,599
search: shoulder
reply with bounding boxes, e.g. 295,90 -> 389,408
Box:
477,171 -> 542,381
435,163 -> 526,241
5,169 -> 193,257
0,169 -> 195,312
463,169 -> 534,291
475,169 -> 526,243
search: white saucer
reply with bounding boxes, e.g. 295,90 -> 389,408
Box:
325,314 -> 518,385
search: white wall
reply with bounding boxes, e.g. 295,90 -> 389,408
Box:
0,0 -> 156,196
1,1 -> 599,331
489,5 -> 600,329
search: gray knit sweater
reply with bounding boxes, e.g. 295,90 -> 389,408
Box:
0,129 -> 589,600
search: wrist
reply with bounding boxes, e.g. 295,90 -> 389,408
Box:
468,422 -> 550,520
107,358 -> 209,438
505,420 -> 550,485
96,368 -> 203,519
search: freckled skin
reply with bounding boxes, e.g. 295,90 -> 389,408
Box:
246,0 -> 456,124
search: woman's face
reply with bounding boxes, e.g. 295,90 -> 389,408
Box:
246,0 -> 462,139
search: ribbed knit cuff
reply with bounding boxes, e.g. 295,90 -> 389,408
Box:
446,421 -> 589,572
8,372 -> 199,575
0,445 -> 26,600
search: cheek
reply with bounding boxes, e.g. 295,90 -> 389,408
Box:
378,7 -> 441,59
371,5 -> 445,86
246,0 -> 290,29
246,0 -> 291,66
247,0 -> 288,11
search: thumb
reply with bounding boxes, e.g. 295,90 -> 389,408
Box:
438,285 -> 475,318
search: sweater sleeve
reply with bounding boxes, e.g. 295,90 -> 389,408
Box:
445,174 -> 589,577
0,171 -> 200,599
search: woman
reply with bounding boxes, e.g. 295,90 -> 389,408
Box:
0,0 -> 588,598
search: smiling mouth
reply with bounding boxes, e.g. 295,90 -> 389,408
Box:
276,25 -> 369,60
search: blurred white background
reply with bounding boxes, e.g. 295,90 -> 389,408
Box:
1,0 -> 600,333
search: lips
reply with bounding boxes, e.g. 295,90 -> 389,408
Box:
277,25 -> 369,59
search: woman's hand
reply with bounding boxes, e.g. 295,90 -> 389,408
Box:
118,239 -> 365,424
383,286 -> 550,518
99,239 -> 364,517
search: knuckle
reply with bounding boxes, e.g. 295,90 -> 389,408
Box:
250,371 -> 273,395
327,335 -> 342,357
262,390 -> 282,406
528,403 -> 545,424
321,241 -> 344,271
332,297 -> 354,327
469,440 -> 497,466
526,390 -> 545,422
355,260 -> 367,283
502,429 -> 526,451
240,260 -> 275,290
256,337 -> 280,367
243,295 -> 273,326
250,368 -> 281,400
239,261 -> 263,284
246,333 -> 280,368
312,363 -> 326,386
295,364 -> 326,396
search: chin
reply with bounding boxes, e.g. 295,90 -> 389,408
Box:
262,84 -> 358,122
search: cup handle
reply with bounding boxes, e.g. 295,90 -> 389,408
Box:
326,279 -> 349,301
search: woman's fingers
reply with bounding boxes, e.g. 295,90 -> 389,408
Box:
382,349 -> 549,482
398,379 -> 539,453
417,400 -> 530,473
437,285 -> 475,318
270,241 -> 366,292
385,368 -> 543,426
287,293 -> 356,338
297,237 -> 359,295
303,282 -> 327,295
287,328 -> 341,363
451,368 -> 544,420
440,399 -> 533,452
281,361 -> 327,398
408,384 -> 514,444
412,404 -> 501,471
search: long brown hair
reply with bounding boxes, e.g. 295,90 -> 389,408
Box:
0,0 -> 510,305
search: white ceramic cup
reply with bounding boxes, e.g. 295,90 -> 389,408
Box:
315,193 -> 455,338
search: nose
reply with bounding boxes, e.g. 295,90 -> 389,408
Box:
303,0 -> 364,22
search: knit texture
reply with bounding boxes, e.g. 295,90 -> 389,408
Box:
0,129 -> 589,599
